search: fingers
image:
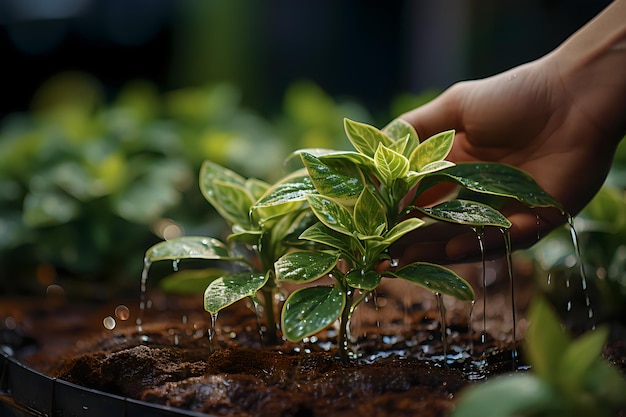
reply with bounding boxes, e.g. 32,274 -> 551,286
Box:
399,87 -> 462,141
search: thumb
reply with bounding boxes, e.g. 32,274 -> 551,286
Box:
399,89 -> 461,141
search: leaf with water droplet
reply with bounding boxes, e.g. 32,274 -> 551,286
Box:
204,271 -> 269,314
275,250 -> 339,283
145,236 -> 237,262
344,118 -> 392,157
301,152 -> 364,204
392,262 -> 475,301
281,286 -> 345,342
306,194 -> 355,236
418,199 -> 512,228
345,269 -> 381,290
415,162 -> 564,211
253,169 -> 317,208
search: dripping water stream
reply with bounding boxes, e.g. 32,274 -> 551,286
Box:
137,257 -> 152,333
208,312 -> 218,353
435,293 -> 447,362
500,228 -> 518,365
566,215 -> 595,328
472,228 -> 488,349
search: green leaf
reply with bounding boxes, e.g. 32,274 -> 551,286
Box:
558,326 -> 609,391
160,268 -> 226,294
227,229 -> 262,246
317,151 -> 376,170
275,251 -> 339,283
409,130 -> 454,171
383,118 -> 419,145
145,236 -> 234,262
344,118 -> 392,157
583,358 -> 626,409
393,262 -> 475,301
269,208 -> 316,248
212,179 -> 255,227
301,152 -> 363,203
254,170 -> 317,207
374,143 -> 410,186
420,160 -> 455,174
282,286 -> 345,342
245,178 -> 270,201
345,269 -> 381,291
354,188 -> 387,237
418,200 -> 511,228
204,271 -> 269,314
306,194 -> 356,236
382,217 -> 425,245
451,374 -> 562,417
525,299 -> 570,383
299,222 -> 354,253
199,160 -> 247,205
417,162 -> 564,211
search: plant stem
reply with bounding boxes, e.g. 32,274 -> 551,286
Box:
259,286 -> 278,345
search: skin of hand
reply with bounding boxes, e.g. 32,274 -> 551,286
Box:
393,0 -> 626,264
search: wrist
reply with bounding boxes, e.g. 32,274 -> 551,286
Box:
547,0 -> 626,147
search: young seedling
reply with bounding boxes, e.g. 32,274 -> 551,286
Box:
274,118 -> 564,360
144,160 -> 315,345
452,298 -> 626,417
143,116 -> 563,359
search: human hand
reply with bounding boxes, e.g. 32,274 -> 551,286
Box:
393,20 -> 626,264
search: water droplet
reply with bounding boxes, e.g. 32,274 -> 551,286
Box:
115,305 -> 130,321
103,316 -> 116,330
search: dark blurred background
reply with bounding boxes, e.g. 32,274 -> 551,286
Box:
1,0 -> 611,118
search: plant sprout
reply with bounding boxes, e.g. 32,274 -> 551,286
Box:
270,118 -> 563,359
452,298 -> 626,417
144,161 -> 315,344
143,116 -> 563,359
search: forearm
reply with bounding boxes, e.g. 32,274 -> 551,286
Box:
546,0 -> 626,147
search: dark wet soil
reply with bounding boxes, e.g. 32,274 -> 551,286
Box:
2,262 -> 624,417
